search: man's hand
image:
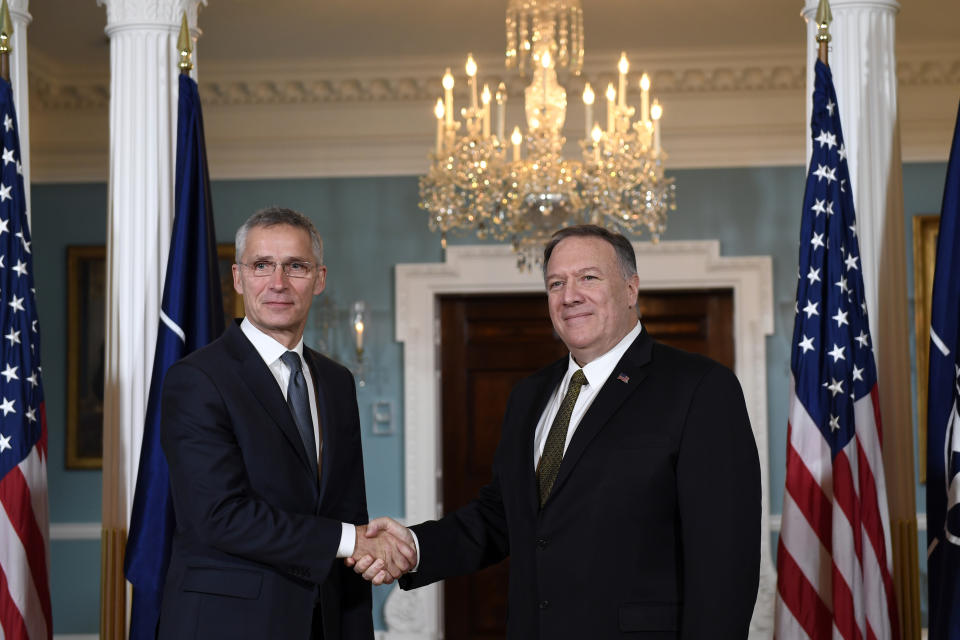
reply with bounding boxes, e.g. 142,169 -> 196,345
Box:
347,517 -> 417,585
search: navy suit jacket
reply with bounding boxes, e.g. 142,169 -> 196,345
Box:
158,321 -> 373,640
401,328 -> 761,639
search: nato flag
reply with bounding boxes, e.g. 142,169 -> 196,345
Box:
124,73 -> 225,640
927,98 -> 960,640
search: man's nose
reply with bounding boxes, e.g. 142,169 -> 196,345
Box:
562,281 -> 583,304
267,264 -> 288,287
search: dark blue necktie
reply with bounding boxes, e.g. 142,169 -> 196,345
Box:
280,351 -> 318,479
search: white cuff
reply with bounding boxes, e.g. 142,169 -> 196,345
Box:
409,528 -> 421,572
337,522 -> 356,558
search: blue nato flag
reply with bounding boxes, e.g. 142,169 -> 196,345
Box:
927,97 -> 960,640
124,73 -> 225,640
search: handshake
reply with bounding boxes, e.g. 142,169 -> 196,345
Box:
346,517 -> 417,585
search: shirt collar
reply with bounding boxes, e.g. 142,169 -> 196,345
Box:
565,321 -> 642,388
241,317 -> 304,366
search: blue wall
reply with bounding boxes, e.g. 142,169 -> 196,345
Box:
30,161 -> 948,634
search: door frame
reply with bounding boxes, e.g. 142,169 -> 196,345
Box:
388,242 -> 775,638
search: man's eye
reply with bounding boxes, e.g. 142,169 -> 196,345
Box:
287,262 -> 307,273
548,280 -> 562,289
253,261 -> 271,271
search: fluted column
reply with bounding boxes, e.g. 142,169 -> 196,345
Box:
802,1 -> 919,637
96,1 -> 203,637
7,0 -> 30,222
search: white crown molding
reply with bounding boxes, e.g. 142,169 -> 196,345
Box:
27,43 -> 960,183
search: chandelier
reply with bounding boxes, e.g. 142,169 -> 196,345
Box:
419,0 -> 676,267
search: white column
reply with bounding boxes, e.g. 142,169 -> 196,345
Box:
802,2 -> 919,637
96,1 -> 204,637
7,0 -> 30,223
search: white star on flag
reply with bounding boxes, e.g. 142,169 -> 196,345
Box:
0,432 -> 10,452
1,363 -> 17,382
829,414 -> 840,431
828,343 -> 846,363
2,114 -> 12,131
845,253 -> 859,271
852,365 -> 864,382
26,371 -> 37,388
25,407 -> 36,423
832,309 -> 849,327
807,267 -> 821,285
12,259 -> 26,277
0,183 -> 11,202
835,276 -> 849,294
811,199 -> 826,216
811,232 -> 825,250
803,300 -> 819,318
0,396 -> 16,415
8,294 -> 23,312
824,378 -> 844,397
1,147 -> 13,165
855,331 -> 869,348
799,335 -> 815,353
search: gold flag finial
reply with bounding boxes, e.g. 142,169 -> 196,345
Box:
815,0 -> 832,64
0,0 -> 12,82
177,11 -> 192,73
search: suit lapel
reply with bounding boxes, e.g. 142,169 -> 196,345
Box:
304,349 -> 334,503
225,322 -> 318,481
547,330 -> 653,504
520,359 -> 567,516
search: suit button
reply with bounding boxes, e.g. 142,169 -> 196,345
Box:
539,600 -> 550,609
537,538 -> 548,549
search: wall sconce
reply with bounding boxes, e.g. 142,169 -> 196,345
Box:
352,300 -> 366,387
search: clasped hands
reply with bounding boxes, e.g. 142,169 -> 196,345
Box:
347,517 -> 417,586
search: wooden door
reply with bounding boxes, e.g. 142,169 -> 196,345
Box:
438,289 -> 733,639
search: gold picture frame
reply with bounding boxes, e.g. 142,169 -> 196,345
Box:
65,243 -> 242,470
912,214 -> 940,483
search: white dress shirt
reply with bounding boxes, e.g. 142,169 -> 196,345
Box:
532,320 -> 642,467
240,318 -> 356,558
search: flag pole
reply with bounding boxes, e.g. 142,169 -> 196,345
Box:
0,0 -> 12,83
815,0 -> 832,65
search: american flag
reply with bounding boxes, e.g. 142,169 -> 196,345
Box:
774,59 -> 899,639
0,79 -> 52,639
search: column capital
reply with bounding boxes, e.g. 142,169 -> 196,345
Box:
5,0 -> 31,25
98,0 -> 206,35
802,0 -> 900,20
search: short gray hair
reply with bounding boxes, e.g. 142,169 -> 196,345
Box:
542,225 -> 637,280
235,206 -> 323,264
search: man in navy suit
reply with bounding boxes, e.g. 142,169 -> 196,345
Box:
158,207 -> 413,639
355,225 -> 761,638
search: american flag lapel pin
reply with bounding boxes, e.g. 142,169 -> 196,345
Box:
617,373 -> 630,384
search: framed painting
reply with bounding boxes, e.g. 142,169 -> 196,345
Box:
912,214 -> 939,483
65,243 -> 242,469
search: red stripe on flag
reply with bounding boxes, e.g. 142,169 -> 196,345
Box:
0,464 -> 52,630
777,535 -> 833,638
0,564 -> 30,640
832,450 -> 864,562
855,436 -> 899,639
831,559 -> 862,640
785,434 -> 833,550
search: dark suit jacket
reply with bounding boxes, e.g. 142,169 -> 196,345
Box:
157,321 -> 373,640
401,328 -> 761,639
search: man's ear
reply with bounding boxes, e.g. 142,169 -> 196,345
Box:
232,263 -> 243,295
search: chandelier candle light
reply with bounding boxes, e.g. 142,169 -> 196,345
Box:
420,0 -> 676,268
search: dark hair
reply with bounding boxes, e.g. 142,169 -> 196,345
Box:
235,206 -> 323,264
542,225 -> 637,279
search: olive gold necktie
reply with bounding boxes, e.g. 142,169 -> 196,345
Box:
536,369 -> 588,507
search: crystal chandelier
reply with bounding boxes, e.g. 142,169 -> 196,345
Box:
419,0 -> 677,267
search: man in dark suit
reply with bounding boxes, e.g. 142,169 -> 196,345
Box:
354,225 -> 761,638
158,207 -> 413,640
